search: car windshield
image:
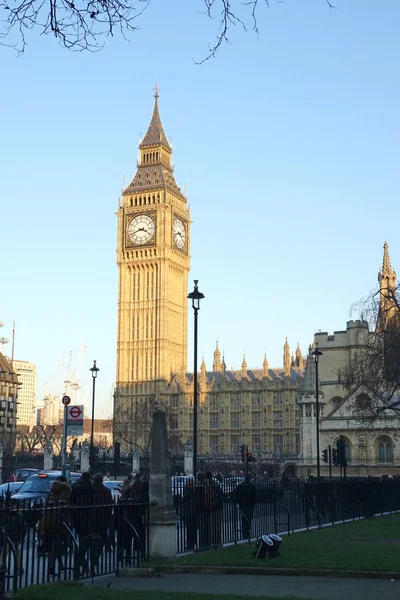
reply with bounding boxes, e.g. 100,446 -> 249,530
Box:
18,477 -> 54,493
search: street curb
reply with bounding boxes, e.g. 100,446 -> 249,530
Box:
118,565 -> 400,579
119,568 -> 160,577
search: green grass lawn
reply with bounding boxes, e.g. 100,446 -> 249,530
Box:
164,515 -> 400,572
15,583 -> 310,600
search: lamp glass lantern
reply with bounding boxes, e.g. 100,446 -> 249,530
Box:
187,279 -> 204,310
90,360 -> 99,379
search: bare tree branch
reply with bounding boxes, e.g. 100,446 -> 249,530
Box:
0,0 -> 149,54
340,283 -> 400,420
0,0 -> 337,56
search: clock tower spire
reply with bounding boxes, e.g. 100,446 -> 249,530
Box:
116,90 -> 190,405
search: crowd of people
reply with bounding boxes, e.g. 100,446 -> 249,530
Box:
2,468 -> 261,578
178,471 -> 257,551
9,471 -> 150,579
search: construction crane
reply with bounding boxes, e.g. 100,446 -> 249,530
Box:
106,383 -> 115,419
71,340 -> 86,403
43,354 -> 64,398
63,350 -> 73,397
63,341 -> 86,403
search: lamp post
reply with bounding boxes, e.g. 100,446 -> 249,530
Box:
187,280 -> 205,479
89,360 -> 99,472
312,344 -> 323,479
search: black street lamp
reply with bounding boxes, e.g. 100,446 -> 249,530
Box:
311,344 -> 323,479
89,360 -> 99,472
187,280 -> 205,479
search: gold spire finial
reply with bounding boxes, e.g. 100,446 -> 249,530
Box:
153,80 -> 160,99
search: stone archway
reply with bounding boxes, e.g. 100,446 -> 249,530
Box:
283,463 -> 297,478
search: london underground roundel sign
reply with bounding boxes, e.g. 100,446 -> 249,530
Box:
69,406 -> 82,419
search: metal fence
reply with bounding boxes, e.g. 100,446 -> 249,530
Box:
0,495 -> 149,597
174,478 -> 400,554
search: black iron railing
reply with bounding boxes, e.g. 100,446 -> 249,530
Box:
174,478 -> 400,554
0,495 -> 149,597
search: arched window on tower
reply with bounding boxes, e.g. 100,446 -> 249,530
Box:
378,436 -> 393,463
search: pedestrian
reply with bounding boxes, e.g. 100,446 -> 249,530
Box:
71,472 -> 94,580
44,476 -> 71,576
182,475 -> 197,551
205,471 -> 222,547
103,471 -> 111,482
195,471 -> 208,549
142,474 -> 149,503
116,475 -> 143,565
92,473 -> 113,553
8,471 -> 16,483
235,476 -> 257,540
1,503 -> 26,574
127,473 -> 146,556
121,478 -> 131,499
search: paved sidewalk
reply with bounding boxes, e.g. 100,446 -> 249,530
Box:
91,573 -> 400,599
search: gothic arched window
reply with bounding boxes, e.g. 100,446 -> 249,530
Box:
378,436 -> 393,463
336,435 -> 352,464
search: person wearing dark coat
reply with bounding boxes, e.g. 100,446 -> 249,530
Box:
117,474 -> 145,564
44,477 -> 71,575
71,472 -> 94,580
235,476 -> 257,540
128,474 -> 146,558
92,473 -> 113,553
182,475 -> 197,551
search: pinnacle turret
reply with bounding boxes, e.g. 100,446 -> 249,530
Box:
263,353 -> 269,378
283,337 -> 291,377
300,345 -> 318,394
213,340 -> 221,372
241,354 -> 248,379
380,241 -> 395,279
377,241 -> 398,330
201,355 -> 206,375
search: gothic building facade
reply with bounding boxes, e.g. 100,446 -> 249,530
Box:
114,93 -> 400,476
297,243 -> 400,477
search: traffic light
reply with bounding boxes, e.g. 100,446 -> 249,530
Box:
322,449 -> 328,464
332,448 -> 338,466
240,444 -> 247,462
247,452 -> 256,463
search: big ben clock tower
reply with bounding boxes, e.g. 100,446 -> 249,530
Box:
115,89 -> 190,410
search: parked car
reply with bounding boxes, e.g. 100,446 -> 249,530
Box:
103,480 -> 122,502
0,482 -> 23,497
11,471 -> 80,523
16,468 -> 43,482
172,476 -> 187,510
223,476 -> 245,499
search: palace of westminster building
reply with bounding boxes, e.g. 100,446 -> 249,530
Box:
114,91 -> 400,474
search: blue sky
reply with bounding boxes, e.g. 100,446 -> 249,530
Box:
1,0 -> 399,416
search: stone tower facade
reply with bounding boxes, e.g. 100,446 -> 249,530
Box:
115,91 -> 190,407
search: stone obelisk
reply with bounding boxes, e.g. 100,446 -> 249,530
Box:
149,407 -> 177,557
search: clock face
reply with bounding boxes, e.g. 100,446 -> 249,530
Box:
127,214 -> 155,245
173,218 -> 186,250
